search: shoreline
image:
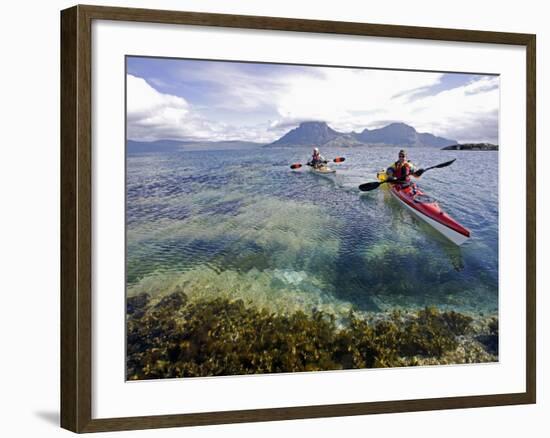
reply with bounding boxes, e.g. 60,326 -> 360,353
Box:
127,290 -> 498,380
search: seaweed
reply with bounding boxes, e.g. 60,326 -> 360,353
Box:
476,316 -> 499,355
126,291 -> 495,380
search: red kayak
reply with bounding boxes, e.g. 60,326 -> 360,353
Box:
389,183 -> 471,246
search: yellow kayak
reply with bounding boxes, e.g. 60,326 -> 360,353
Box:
376,169 -> 388,182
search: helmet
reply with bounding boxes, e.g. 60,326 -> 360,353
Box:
313,147 -> 320,154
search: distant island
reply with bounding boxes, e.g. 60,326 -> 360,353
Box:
268,121 -> 457,148
127,139 -> 263,153
442,143 -> 498,151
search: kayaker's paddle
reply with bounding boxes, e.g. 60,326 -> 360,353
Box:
290,157 -> 346,170
413,158 -> 456,177
358,180 -> 386,192
358,158 -> 457,192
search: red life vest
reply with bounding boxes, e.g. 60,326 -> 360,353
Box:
392,160 -> 414,180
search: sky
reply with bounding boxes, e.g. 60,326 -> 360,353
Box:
126,56 -> 499,144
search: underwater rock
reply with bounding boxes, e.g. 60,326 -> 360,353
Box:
154,289 -> 188,312
126,293 -> 151,317
475,334 -> 498,355
475,317 -> 498,355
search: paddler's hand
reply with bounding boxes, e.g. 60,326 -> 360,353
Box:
414,169 -> 425,177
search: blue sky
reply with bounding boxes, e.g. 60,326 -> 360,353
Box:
126,56 -> 499,143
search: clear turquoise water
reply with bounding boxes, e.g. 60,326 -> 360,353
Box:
126,146 -> 498,317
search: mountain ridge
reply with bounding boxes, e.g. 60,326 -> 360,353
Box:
268,121 -> 457,148
127,121 -> 459,151
269,121 -> 343,146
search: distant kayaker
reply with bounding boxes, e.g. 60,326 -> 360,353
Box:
386,149 -> 417,186
308,147 -> 327,169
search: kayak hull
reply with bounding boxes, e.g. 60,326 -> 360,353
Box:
310,166 -> 336,175
389,184 -> 471,246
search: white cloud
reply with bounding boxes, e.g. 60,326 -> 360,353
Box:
127,74 -> 193,141
127,74 -> 271,142
275,69 -> 445,130
127,74 -> 189,123
174,63 -> 297,112
128,67 -> 499,144
395,76 -> 500,142
269,70 -> 499,142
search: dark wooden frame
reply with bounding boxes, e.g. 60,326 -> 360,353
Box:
61,4 -> 536,433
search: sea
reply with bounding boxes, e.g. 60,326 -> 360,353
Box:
126,146 -> 498,319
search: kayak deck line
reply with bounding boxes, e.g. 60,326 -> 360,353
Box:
389,184 -> 471,246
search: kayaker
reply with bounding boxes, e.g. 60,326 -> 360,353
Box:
308,147 -> 327,169
386,149 -> 417,187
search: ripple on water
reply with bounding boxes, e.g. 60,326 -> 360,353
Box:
127,147 -> 499,316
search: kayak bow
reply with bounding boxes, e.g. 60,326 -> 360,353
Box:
310,165 -> 336,175
389,184 -> 470,246
376,171 -> 470,245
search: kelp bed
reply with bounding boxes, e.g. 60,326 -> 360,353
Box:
127,291 -> 498,380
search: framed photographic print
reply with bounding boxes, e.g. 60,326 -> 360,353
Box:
60,4 -> 536,433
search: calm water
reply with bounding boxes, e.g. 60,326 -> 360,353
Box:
126,146 -> 498,317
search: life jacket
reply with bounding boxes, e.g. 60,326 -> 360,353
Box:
389,160 -> 414,180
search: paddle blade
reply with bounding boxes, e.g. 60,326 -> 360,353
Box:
358,181 -> 382,192
290,163 -> 302,169
433,158 -> 456,169
333,157 -> 346,163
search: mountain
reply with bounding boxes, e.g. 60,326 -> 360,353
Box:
417,132 -> 457,148
322,133 -> 366,148
354,123 -> 416,145
268,121 -> 456,148
128,121 -> 457,152
269,121 -> 342,146
353,122 -> 456,147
